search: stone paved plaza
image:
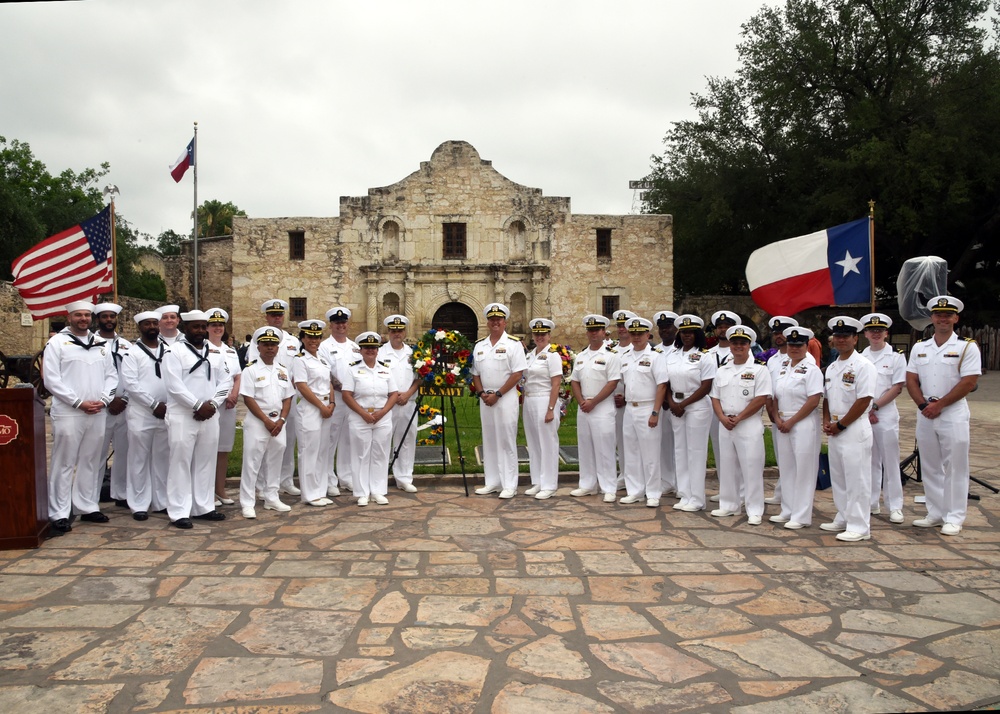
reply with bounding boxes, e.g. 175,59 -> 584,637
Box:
1,377 -> 999,713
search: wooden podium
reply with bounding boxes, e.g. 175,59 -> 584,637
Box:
0,387 -> 50,549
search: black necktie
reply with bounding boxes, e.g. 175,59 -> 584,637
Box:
185,343 -> 211,378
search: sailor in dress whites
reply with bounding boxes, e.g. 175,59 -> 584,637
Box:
162,310 -> 233,528
618,317 -> 669,507
155,304 -> 183,345
206,308 -> 241,506
763,315 -> 803,507
707,310 -> 740,503
341,331 -> 399,506
378,315 -> 420,493
860,313 -> 906,524
471,303 -> 527,498
611,309 -> 638,490
239,327 -> 295,518
43,300 -> 119,532
121,311 -> 170,520
709,325 -> 772,524
821,316 -> 877,542
906,296 -> 981,535
93,302 -> 131,508
654,310 -> 679,497
319,306 -> 359,496
521,318 -> 563,500
570,315 -> 622,502
292,319 -> 335,507
769,327 -> 824,529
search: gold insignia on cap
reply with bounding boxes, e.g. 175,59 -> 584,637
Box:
790,329 -> 800,339
938,298 -> 949,307
837,319 -> 845,327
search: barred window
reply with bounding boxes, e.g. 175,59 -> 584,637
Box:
290,297 -> 307,321
289,231 -> 305,260
443,223 -> 466,259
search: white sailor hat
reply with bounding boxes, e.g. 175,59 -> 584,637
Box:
134,310 -> 160,324
783,326 -> 814,344
261,299 -> 288,314
530,318 -> 555,333
206,307 -> 229,324
828,316 -> 863,334
928,295 -> 963,313
66,300 -> 96,314
626,317 -> 653,333
157,304 -> 180,316
253,326 -> 282,344
613,310 -> 637,326
93,302 -> 122,316
180,310 -> 210,323
298,319 -> 325,336
654,310 -> 679,325
326,306 -> 352,322
769,315 -> 798,331
861,313 -> 892,330
675,314 -> 705,331
383,314 -> 409,330
711,310 -> 741,327
484,302 -> 510,319
726,325 -> 757,343
582,314 -> 609,328
356,331 -> 382,347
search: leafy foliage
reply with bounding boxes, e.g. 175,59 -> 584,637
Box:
196,199 -> 246,238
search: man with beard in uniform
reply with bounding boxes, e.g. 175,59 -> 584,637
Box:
94,303 -> 130,509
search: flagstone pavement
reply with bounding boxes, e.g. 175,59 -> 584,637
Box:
2,377 -> 999,713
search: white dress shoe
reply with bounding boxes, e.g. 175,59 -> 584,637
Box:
264,500 -> 291,512
870,506 -> 881,515
525,485 -> 541,496
913,517 -> 944,528
763,496 -> 781,505
769,514 -> 790,523
784,521 -> 806,530
398,483 -> 418,493
711,508 -> 739,517
941,523 -> 962,536
256,491 -> 264,501
475,486 -> 500,495
836,530 -> 871,542
327,486 -> 341,497
535,490 -> 555,500
619,494 -> 644,504
819,521 -> 845,531
570,488 -> 598,497
889,509 -> 904,524
671,501 -> 686,510
307,498 -> 331,507
214,498 -> 222,507
498,489 -> 516,499
217,496 -> 235,505
357,497 -> 369,507
678,503 -> 701,512
602,493 -> 617,503
709,494 -> 721,502
747,515 -> 762,526
646,498 -> 660,508
241,507 -> 256,519
914,495 -> 926,503
373,494 -> 389,505
281,485 -> 301,496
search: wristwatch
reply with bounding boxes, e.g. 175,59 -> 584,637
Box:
651,410 -> 659,417
836,421 -> 847,431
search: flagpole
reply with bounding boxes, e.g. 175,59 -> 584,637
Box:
192,121 -> 199,309
103,184 -> 121,303
868,199 -> 876,312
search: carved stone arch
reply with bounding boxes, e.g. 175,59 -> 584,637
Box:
503,216 -> 530,262
506,291 -> 528,335
378,216 -> 404,262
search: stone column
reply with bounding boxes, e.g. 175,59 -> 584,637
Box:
366,276 -> 378,332
404,270 -> 416,321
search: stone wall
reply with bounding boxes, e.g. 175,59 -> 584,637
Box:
164,236 -> 235,315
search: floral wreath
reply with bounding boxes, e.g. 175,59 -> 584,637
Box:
416,404 -> 444,445
411,328 -> 474,390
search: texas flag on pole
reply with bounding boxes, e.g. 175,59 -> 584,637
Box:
169,138 -> 195,182
746,217 -> 871,316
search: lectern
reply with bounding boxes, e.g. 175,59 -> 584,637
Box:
0,387 -> 49,549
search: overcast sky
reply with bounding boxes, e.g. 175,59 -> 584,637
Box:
2,0 -> 781,240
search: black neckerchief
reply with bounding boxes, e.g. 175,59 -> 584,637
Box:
184,341 -> 211,378
67,332 -> 98,350
136,341 -> 165,378
105,334 -> 124,368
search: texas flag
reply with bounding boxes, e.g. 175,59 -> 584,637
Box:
169,138 -> 195,183
746,217 -> 871,316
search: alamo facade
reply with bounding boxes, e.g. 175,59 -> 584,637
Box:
181,140 -> 674,346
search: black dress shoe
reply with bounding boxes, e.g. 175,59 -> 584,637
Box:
192,510 -> 226,521
153,509 -> 167,514
170,518 -> 193,529
115,499 -> 129,508
51,518 -> 72,533
133,511 -> 149,521
80,512 -> 110,523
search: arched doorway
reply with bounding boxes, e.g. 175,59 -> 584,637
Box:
431,302 -> 479,340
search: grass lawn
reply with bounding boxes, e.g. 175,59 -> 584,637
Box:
228,395 -> 778,477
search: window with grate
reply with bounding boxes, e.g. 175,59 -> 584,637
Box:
443,223 -> 467,259
602,295 -> 619,319
289,231 -> 306,260
290,297 -> 307,321
596,228 -> 612,260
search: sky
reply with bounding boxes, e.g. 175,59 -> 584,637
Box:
1,0 -> 781,241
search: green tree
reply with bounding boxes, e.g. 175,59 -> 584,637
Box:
196,199 -> 246,238
156,228 -> 184,256
113,214 -> 166,301
645,0 -> 1000,313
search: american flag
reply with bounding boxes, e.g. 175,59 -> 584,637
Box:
11,206 -> 114,320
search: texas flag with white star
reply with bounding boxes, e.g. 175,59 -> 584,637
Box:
746,217 -> 871,316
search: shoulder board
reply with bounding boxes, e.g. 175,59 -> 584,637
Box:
349,359 -> 362,367
964,337 -> 976,342
897,347 -> 906,354
246,359 -> 257,367
507,335 -> 521,341
699,348 -> 710,354
754,357 -> 767,365
377,359 -> 389,367
605,346 -> 617,353
652,346 -> 662,353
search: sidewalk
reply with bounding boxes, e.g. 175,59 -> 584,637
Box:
0,377 -> 997,712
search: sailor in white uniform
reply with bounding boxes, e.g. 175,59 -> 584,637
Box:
93,302 -> 131,508
319,306 -> 359,496
379,315 -> 420,493
521,318 -> 563,500
292,319 -> 335,506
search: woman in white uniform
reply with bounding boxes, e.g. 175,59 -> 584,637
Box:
292,319 -> 335,507
379,315 -> 420,493
207,308 -> 241,506
521,318 -> 563,500
769,327 -> 824,529
665,315 -> 716,512
341,331 -> 399,506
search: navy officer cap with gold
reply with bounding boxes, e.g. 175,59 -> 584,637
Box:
726,325 -> 757,343
207,307 -> 229,324
928,295 -> 964,313
254,326 -> 282,344
484,303 -> 510,319
675,314 -> 705,331
861,313 -> 892,330
326,306 -> 352,323
582,314 -> 609,329
356,331 -> 382,348
530,318 -> 555,333
298,319 -> 325,337
828,316 -> 863,334
261,299 -> 288,315
783,326 -> 814,344
383,314 -> 409,330
627,317 -> 653,333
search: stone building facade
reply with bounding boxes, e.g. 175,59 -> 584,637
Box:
226,141 -> 674,346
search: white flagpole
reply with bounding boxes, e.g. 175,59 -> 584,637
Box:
192,121 -> 199,309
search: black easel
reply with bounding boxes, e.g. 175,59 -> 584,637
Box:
388,389 -> 469,496
900,441 -> 997,500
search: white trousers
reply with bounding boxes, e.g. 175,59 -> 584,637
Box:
870,411 -> 903,511
241,414 -> 287,509
326,392 -> 353,489
774,414 -> 820,525
716,418 -> 765,517
523,396 -> 560,491
259,407 -> 297,492
576,402 -> 617,494
480,392 -> 520,491
659,406 -> 676,495
349,411 -> 393,498
48,412 -> 107,520
295,398 -> 333,502
389,401 -> 419,487
916,406 -> 971,525
615,404 -> 626,484
623,403 -> 662,499
828,419 -> 873,534
671,401 -> 711,509
165,411 -> 220,521
125,408 -> 169,513
101,410 -> 129,500
218,403 -> 237,452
